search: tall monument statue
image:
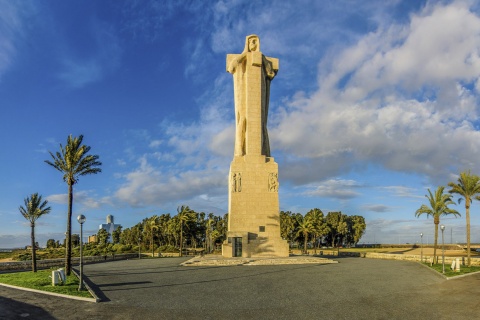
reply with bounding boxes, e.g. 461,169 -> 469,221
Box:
222,35 -> 289,258
227,35 -> 277,157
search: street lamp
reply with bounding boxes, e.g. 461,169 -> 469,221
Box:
440,225 -> 445,274
420,233 -> 423,263
77,214 -> 86,291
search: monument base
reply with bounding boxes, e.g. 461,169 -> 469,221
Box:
222,233 -> 289,258
222,155 -> 289,258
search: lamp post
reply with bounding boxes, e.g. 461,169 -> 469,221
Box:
420,233 -> 423,263
77,214 -> 86,291
440,225 -> 445,274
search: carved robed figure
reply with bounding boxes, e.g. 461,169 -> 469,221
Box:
227,35 -> 278,157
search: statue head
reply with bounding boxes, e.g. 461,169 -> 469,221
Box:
244,34 -> 260,52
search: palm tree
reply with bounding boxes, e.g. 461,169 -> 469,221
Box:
448,171 -> 480,266
177,205 -> 194,257
147,217 -> 159,257
296,217 -> 314,254
19,193 -> 51,272
415,186 -> 460,263
45,134 -> 101,275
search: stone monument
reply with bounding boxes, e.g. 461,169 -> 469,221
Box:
222,35 -> 289,258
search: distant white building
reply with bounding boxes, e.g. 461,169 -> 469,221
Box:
99,215 -> 122,242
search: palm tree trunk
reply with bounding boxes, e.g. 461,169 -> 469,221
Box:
179,221 -> 183,257
151,234 -> 154,257
303,234 -> 307,254
66,183 -> 73,275
466,202 -> 471,267
31,223 -> 37,272
433,222 -> 438,264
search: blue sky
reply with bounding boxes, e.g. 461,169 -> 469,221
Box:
2,0 -> 480,248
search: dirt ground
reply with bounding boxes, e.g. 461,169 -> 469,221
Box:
358,247 -> 476,257
290,247 -> 478,258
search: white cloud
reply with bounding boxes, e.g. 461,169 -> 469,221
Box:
47,191 -> 107,209
149,140 -> 162,148
0,1 -> 34,80
361,204 -> 393,213
271,1 -> 480,184
381,186 -> 423,199
305,179 -> 362,200
115,156 -> 226,208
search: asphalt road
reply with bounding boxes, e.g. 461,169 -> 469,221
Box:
1,257 -> 479,319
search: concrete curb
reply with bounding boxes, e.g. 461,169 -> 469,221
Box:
72,268 -> 101,302
0,282 -> 97,303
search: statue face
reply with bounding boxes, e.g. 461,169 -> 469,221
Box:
248,37 -> 258,51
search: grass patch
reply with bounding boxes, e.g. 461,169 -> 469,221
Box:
0,268 -> 92,298
424,263 -> 480,277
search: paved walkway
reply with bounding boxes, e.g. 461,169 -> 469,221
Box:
1,257 -> 479,319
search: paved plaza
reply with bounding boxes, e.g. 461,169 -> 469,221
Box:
1,257 -> 479,319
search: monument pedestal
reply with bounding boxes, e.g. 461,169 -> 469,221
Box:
222,155 -> 289,258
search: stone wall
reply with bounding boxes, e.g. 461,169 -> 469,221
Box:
359,252 -> 480,266
0,253 -> 139,272
316,250 -> 480,266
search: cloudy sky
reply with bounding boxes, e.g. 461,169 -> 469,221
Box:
2,0 -> 480,248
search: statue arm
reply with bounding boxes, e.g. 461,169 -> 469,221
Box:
227,53 -> 247,74
263,55 -> 278,79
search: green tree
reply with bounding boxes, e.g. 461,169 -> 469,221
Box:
349,215 -> 366,245
97,228 -> 110,247
19,193 -> 51,272
72,234 -> 80,247
305,208 -> 328,253
326,212 -> 348,247
280,211 -> 297,248
448,171 -> 480,266
415,186 -> 460,263
46,239 -> 56,249
296,217 -> 314,253
206,213 -> 215,253
112,226 -> 122,244
146,217 -> 159,257
177,205 -> 195,256
45,134 -> 101,275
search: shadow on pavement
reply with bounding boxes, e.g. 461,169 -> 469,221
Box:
0,295 -> 56,320
81,273 -> 111,302
89,263 -> 330,293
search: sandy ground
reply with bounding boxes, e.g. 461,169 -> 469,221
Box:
359,247 -> 477,257
290,247 -> 479,258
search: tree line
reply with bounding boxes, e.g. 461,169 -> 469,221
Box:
42,206 -> 366,261
280,209 -> 366,253
81,207 -> 365,257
